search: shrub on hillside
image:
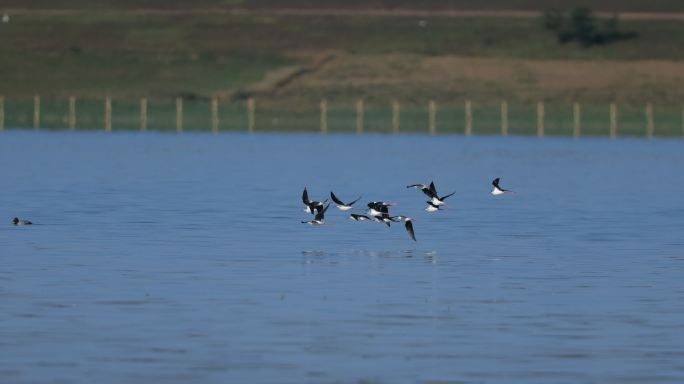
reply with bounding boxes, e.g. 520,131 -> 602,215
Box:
543,7 -> 637,47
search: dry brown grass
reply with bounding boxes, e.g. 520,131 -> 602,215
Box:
272,54 -> 684,106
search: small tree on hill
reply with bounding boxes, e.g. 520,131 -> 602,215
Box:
543,7 -> 637,47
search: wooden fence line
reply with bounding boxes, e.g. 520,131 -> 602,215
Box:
0,96 -> 682,138
140,98 -> 148,131
428,100 -> 436,135
610,103 -> 617,139
320,99 -> 327,134
104,96 -> 111,132
33,95 -> 40,130
247,97 -> 255,133
646,103 -> 654,138
573,102 -> 580,138
501,101 -> 508,136
392,100 -> 400,133
211,98 -> 219,134
68,96 -> 76,130
356,99 -> 364,134
536,101 -> 545,137
464,100 -> 472,136
176,97 -> 183,133
0,96 -> 4,131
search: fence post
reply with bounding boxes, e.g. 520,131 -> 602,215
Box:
573,102 -> 580,138
392,100 -> 400,133
68,96 -> 76,130
176,97 -> 183,133
646,103 -> 653,139
105,96 -> 112,132
465,100 -> 472,135
33,95 -> 40,130
537,101 -> 544,137
0,96 -> 4,131
356,99 -> 364,134
610,103 -> 617,139
501,101 -> 508,136
320,99 -> 327,134
428,100 -> 436,134
211,98 -> 219,134
140,98 -> 147,131
247,97 -> 255,133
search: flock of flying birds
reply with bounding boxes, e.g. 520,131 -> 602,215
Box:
301,178 -> 513,241
11,179 -> 514,233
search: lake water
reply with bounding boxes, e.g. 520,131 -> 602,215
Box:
1,131 -> 683,383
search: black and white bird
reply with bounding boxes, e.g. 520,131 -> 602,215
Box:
302,203 -> 330,225
330,192 -> 362,211
350,213 -> 373,221
372,205 -> 394,227
302,187 -> 327,214
402,217 -> 417,241
12,217 -> 32,226
385,215 -> 417,241
491,178 -> 514,195
426,181 -> 455,206
367,201 -> 394,216
425,201 -> 445,212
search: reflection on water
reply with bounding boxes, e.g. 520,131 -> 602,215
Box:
1,132 -> 684,383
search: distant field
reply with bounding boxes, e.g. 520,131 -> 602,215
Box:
2,12 -> 684,101
1,2 -> 684,113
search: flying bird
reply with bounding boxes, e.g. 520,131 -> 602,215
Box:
330,192 -> 362,211
425,201 -> 445,212
12,217 -> 32,226
367,201 -> 394,216
384,215 -> 416,241
350,213 -> 373,221
372,205 -> 394,227
403,218 -> 416,241
427,181 -> 455,206
491,178 -> 514,195
302,203 -> 330,225
302,187 -> 327,214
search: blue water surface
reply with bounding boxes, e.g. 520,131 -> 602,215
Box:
1,131 -> 683,383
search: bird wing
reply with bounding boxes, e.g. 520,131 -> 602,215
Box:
440,191 -> 456,201
407,184 -> 423,189
405,220 -> 416,241
347,195 -> 362,206
492,178 -> 500,188
330,191 -> 345,205
428,181 -> 438,198
302,187 -> 310,205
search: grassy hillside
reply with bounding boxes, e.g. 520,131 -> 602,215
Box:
2,1 -> 681,134
2,12 -> 684,101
